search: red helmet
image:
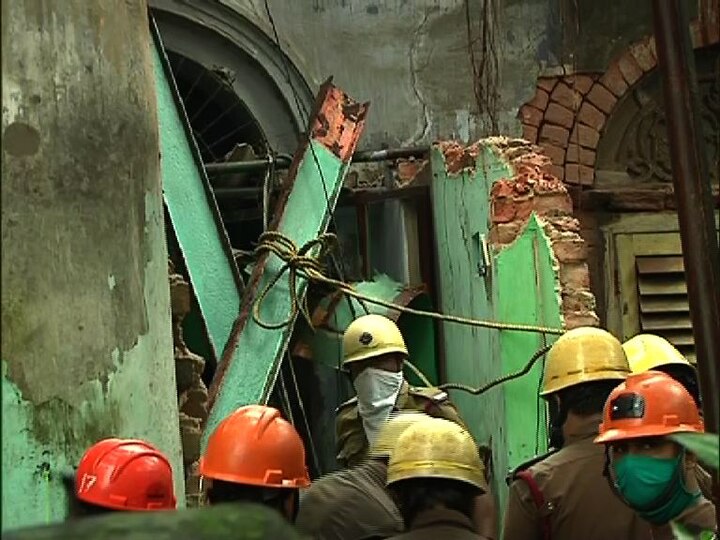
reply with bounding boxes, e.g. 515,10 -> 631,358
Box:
75,438 -> 176,511
200,405 -> 310,488
595,371 -> 704,444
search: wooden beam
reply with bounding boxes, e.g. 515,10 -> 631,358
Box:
2,503 -> 302,540
151,21 -> 242,364
204,81 -> 369,446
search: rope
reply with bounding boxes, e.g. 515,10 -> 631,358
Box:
439,345 -> 552,395
251,231 -> 565,336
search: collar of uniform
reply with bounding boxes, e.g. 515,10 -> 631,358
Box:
563,413 -> 602,445
409,508 -> 476,532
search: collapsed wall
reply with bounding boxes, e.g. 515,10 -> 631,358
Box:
487,137 -> 600,330
168,261 -> 208,506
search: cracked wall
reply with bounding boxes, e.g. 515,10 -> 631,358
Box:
1,1 -> 184,530
430,137 -> 597,519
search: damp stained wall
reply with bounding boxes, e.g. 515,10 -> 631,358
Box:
430,144 -> 563,517
1,2 -> 184,530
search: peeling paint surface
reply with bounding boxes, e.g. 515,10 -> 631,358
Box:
1,2 -> 183,530
431,142 -> 565,527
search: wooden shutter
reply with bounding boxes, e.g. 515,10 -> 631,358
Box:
617,232 -> 695,361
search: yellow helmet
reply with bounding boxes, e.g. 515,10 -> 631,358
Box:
369,412 -> 431,458
541,326 -> 629,396
623,334 -> 695,374
386,417 -> 486,490
342,314 -> 408,366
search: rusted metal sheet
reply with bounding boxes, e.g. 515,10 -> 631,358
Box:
203,80 -> 369,447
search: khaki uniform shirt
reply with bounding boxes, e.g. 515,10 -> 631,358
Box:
335,380 -> 466,468
386,508 -> 489,540
502,414 -> 653,540
295,459 -> 403,540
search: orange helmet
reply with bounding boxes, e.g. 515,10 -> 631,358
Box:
199,405 -> 310,489
75,438 -> 176,511
595,371 -> 704,444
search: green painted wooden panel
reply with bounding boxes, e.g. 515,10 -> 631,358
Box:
152,29 -> 241,362
429,145 -> 509,493
496,214 -> 561,476
203,140 -> 352,448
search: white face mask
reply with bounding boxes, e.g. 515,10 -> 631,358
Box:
353,367 -> 404,446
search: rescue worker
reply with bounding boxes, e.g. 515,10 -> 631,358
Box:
594,370 -> 717,538
623,334 -> 701,408
336,313 -> 497,539
199,404 -> 310,522
295,411 -> 430,540
502,326 -> 653,540
71,438 -> 176,516
623,333 -> 714,503
385,417 -> 489,540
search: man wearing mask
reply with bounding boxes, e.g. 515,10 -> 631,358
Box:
336,314 -> 465,468
594,370 -> 716,538
503,326 -> 652,540
385,417 -> 489,539
623,334 -> 714,503
296,412 -> 430,540
336,314 -> 497,539
199,404 -> 310,522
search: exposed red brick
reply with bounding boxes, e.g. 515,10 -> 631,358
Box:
546,215 -> 581,233
562,290 -> 596,313
629,39 -> 657,72
553,239 -> 587,263
565,163 -> 595,186
570,124 -> 601,149
528,88 -> 550,111
586,84 -> 618,114
396,159 -> 426,184
533,192 -> 573,216
550,82 -> 582,110
599,64 -> 629,97
519,105 -> 544,127
563,75 -> 595,95
492,198 -> 516,224
491,222 -> 523,244
566,144 -> 597,166
545,103 -> 575,128
543,144 -> 566,165
540,124 -> 570,147
560,261 -> 591,289
523,124 -> 539,144
514,195 -> 534,221
577,102 -> 606,131
548,164 -> 565,181
617,53 -> 644,86
564,311 -> 600,330
438,141 -> 481,174
537,77 -> 558,92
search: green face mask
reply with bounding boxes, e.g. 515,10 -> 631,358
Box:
613,453 -> 701,525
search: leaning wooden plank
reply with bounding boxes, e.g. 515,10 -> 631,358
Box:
150,18 -> 243,361
204,81 -> 369,446
2,503 -> 302,540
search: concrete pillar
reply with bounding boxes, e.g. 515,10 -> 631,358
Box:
1,0 -> 184,530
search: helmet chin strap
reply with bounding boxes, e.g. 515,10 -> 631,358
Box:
547,396 -> 567,450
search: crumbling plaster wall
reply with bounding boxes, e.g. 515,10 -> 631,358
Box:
1,0 -> 184,530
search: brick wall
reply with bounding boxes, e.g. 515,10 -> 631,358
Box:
518,16 -> 719,188
168,261 -> 208,507
485,138 -> 600,330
